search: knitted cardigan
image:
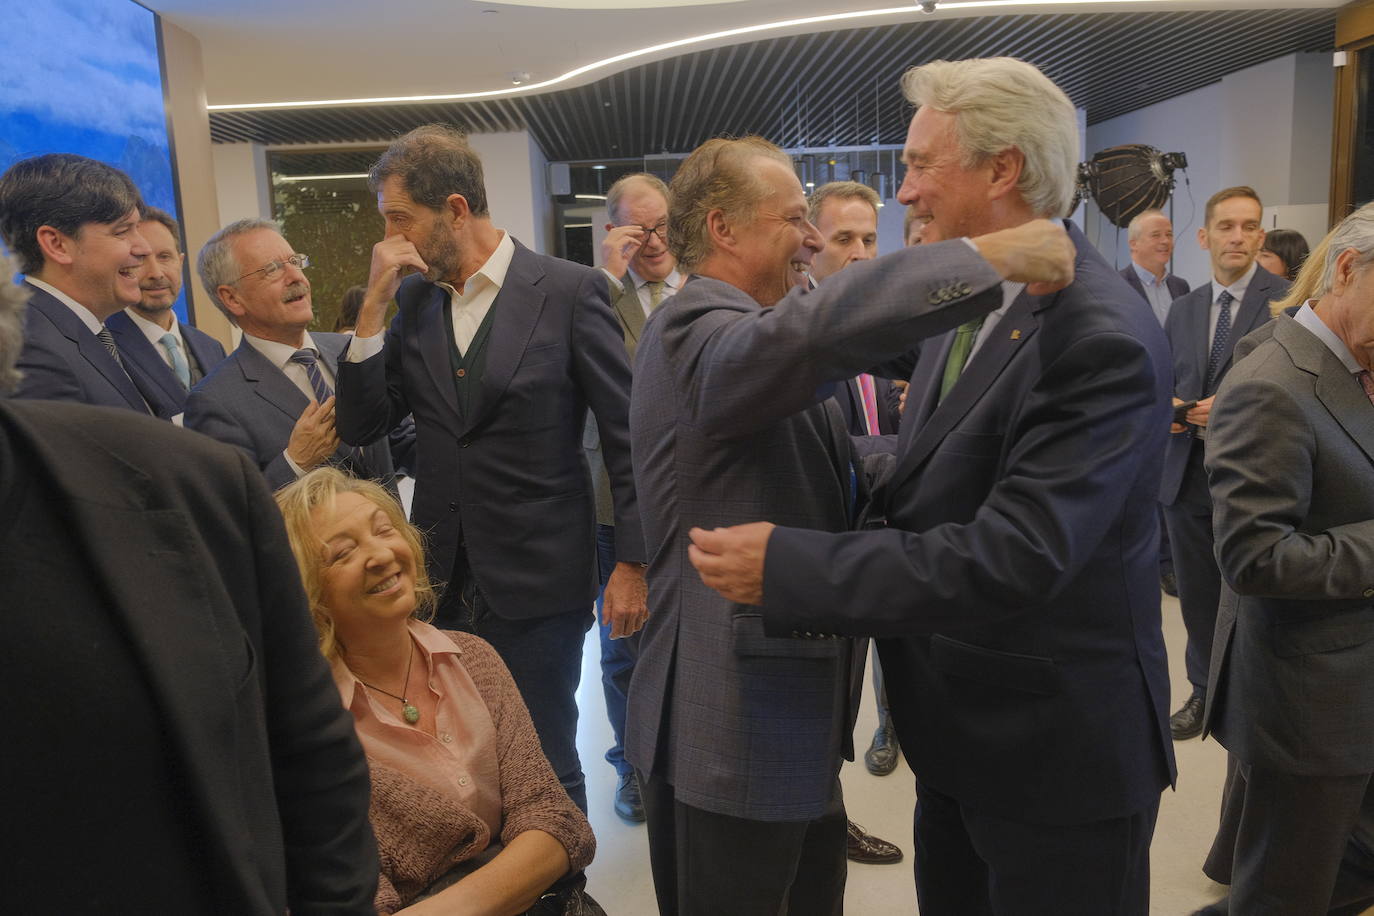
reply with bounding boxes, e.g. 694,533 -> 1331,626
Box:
366,631 -> 595,914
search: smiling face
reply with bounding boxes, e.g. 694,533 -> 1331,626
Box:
898,106 -> 997,244
220,228 -> 313,344
613,183 -> 675,282
1199,195 -> 1264,286
134,218 -> 184,320
1129,212 -> 1174,278
810,196 -> 879,282
62,207 -> 149,319
313,491 -> 419,642
733,158 -> 824,306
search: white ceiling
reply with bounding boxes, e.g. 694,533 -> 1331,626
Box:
150,0 -> 1343,109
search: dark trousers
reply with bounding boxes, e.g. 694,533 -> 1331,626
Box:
870,643 -> 893,730
912,780 -> 1158,916
436,548 -> 593,813
1205,756 -> 1374,914
638,767 -> 847,916
1163,495 -> 1221,691
595,524 -> 640,778
1157,503 -> 1174,576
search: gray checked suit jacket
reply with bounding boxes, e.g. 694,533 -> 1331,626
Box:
625,241 -> 1003,821
1204,314 -> 1374,775
186,332 -> 395,492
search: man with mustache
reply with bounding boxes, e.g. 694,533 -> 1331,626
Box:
185,219 -> 395,492
106,207 -> 227,417
1160,186 -> 1288,741
0,153 -> 158,414
626,133 -> 1073,915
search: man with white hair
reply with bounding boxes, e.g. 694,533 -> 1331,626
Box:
690,57 -> 1176,913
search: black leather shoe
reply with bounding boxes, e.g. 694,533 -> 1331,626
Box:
613,772 -> 645,823
1170,690 -> 1206,740
1161,571 -> 1179,597
846,820 -> 903,864
864,724 -> 900,776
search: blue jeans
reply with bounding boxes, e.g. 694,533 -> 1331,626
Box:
436,548 -> 593,813
595,524 -> 640,778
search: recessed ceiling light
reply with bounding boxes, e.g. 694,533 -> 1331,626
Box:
592,164 -> 607,170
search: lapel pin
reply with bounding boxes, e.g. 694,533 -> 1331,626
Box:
1010,329 -> 1022,340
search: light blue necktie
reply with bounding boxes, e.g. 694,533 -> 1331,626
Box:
160,332 -> 191,389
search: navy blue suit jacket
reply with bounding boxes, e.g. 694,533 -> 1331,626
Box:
764,222 -> 1177,826
106,310 -> 228,416
1158,266 -> 1289,507
186,332 -> 394,492
13,284 -> 151,414
1119,263 -> 1189,310
336,240 -> 643,621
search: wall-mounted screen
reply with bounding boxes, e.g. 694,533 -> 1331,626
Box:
1,0 -> 186,321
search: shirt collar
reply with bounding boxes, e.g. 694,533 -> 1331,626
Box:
437,230 -> 515,300
331,619 -> 462,709
628,266 -> 682,292
1131,261 -> 1166,288
25,277 -> 103,334
1212,260 -> 1258,304
243,330 -> 319,372
1294,301 -> 1364,375
125,307 -> 181,345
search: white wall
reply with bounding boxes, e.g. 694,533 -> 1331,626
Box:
468,131 -> 550,253
211,142 -> 273,226
1084,52 -> 1335,288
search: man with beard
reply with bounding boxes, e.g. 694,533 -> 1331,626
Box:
185,219 -> 395,492
626,134 -> 1073,915
107,207 -> 227,417
0,249 -> 379,914
0,153 -> 157,414
337,124 -> 644,814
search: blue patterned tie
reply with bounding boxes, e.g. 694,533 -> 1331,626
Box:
289,349 -> 333,403
1206,290 -> 1234,389
160,333 -> 191,389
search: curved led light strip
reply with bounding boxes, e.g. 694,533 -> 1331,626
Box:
209,0 -> 1202,112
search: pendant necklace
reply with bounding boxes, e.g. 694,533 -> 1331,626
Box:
359,642 -> 421,724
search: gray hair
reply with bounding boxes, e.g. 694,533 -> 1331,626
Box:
606,173 -> 670,225
902,57 -> 1078,219
807,181 -> 879,224
0,250 -> 28,394
1315,203 -> 1374,301
1127,209 -> 1169,243
197,218 -> 279,322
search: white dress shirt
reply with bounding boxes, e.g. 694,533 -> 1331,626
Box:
1294,301 -> 1364,376
601,266 -> 682,316
1131,261 -> 1175,328
25,277 -> 103,334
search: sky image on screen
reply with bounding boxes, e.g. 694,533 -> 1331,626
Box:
1,0 -> 188,322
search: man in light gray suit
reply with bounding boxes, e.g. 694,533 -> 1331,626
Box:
626,134 -> 1074,915
1197,202 -> 1374,915
186,219 -> 394,492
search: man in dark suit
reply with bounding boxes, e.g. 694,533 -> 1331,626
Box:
107,207 -> 227,417
185,219 -> 394,492
1120,208 -> 1190,597
1160,186 -> 1289,740
0,153 -> 160,414
629,133 -> 1075,915
0,259 -> 378,914
582,171 -> 681,822
690,57 -> 1175,914
337,125 -> 646,814
1196,203 -> 1374,914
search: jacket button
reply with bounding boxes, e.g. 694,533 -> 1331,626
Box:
448,501 -> 458,512
460,438 -> 470,448
958,282 -> 972,295
1364,588 -> 1374,599
456,368 -> 466,378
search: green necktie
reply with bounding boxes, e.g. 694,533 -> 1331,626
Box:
938,318 -> 984,403
646,280 -> 666,310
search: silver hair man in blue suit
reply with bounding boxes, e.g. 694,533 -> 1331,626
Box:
691,57 -> 1177,915
628,132 -> 1075,916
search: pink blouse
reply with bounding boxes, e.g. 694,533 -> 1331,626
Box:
331,620 -> 503,836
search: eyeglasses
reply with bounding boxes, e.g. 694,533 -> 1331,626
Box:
633,221 -> 667,242
237,253 -> 310,282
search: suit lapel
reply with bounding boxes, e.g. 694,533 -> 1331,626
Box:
892,295 -> 1041,485
234,340 -> 309,421
109,315 -> 186,407
414,283 -> 462,419
897,330 -> 955,456
1218,273 -> 1278,380
1278,318 -> 1374,464
1190,285 -> 1212,383
463,244 -> 546,435
30,292 -> 150,412
614,278 -> 646,345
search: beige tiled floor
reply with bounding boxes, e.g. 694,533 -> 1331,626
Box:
574,592 -> 1239,915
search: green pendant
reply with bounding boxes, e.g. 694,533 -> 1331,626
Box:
403,703 -> 420,724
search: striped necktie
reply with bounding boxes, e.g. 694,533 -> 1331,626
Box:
1358,370 -> 1374,407
96,326 -> 125,369
289,349 -> 333,403
856,373 -> 881,435
1206,290 -> 1234,389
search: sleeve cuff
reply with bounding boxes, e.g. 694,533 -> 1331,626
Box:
345,329 -> 385,363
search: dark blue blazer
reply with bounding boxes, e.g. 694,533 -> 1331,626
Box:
1119,263 -> 1189,310
185,332 -> 394,492
1158,266 -> 1289,506
336,240 -> 643,621
106,310 -> 228,416
13,283 -> 151,414
764,222 -> 1178,826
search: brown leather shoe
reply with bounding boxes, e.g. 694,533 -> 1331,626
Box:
846,820 -> 903,864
